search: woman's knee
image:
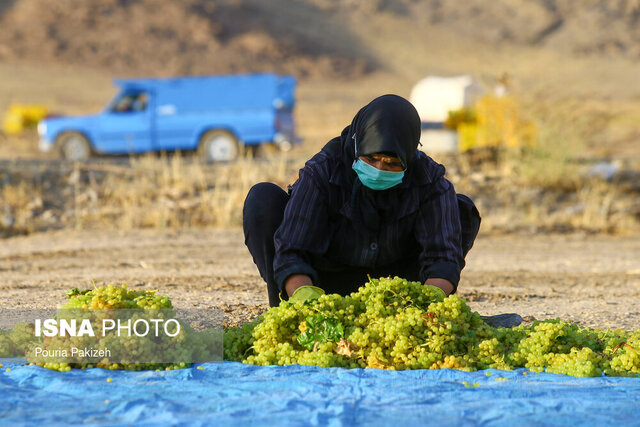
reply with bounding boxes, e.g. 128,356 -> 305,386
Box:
243,182 -> 289,228
456,193 -> 481,257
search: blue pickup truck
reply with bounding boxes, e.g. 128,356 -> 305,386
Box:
37,73 -> 298,161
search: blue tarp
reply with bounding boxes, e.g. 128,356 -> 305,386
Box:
1,361 -> 640,426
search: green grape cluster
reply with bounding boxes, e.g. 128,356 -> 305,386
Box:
62,284 -> 172,310
224,276 -> 640,377
24,284 -> 220,372
0,323 -> 39,357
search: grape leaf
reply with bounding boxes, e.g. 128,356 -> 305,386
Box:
296,314 -> 344,350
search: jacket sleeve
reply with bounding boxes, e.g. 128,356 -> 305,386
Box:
414,177 -> 465,292
273,166 -> 331,293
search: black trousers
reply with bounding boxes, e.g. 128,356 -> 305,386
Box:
243,182 -> 480,307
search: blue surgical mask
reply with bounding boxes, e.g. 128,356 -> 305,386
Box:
352,159 -> 405,190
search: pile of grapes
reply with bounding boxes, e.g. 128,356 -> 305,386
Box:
3,285 -> 221,372
224,277 -> 640,377
0,323 -> 36,358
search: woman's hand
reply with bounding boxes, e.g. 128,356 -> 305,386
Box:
285,274 -> 314,297
289,286 -> 325,303
285,274 -> 325,304
425,278 -> 454,296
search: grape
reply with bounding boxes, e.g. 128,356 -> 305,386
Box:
224,276 -> 640,377
0,323 -> 39,357
25,284 -> 219,372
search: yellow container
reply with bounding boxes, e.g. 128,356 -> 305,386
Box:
457,95 -> 538,152
2,104 -> 50,135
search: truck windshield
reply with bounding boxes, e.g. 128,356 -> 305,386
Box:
110,92 -> 148,113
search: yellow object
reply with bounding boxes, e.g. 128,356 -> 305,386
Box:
2,104 -> 49,135
107,378 -> 112,383
453,95 -> 538,152
444,107 -> 476,130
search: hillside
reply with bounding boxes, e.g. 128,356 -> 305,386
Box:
2,0 -> 640,79
0,0 -> 371,79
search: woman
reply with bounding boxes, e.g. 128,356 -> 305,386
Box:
243,94 -> 480,307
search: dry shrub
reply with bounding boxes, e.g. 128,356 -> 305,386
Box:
510,96 -> 639,232
73,151 -> 295,230
0,181 -> 42,235
573,178 -> 638,233
451,91 -> 640,234
503,96 -> 589,190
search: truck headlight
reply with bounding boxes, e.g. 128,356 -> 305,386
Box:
37,121 -> 47,136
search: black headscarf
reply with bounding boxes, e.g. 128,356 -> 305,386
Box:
340,94 -> 422,231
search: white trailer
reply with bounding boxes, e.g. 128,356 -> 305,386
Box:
409,75 -> 483,153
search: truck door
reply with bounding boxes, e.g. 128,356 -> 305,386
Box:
95,90 -> 153,154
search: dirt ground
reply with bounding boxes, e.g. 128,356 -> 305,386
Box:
1,228 -> 639,331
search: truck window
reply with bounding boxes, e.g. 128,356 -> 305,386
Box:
112,92 -> 147,113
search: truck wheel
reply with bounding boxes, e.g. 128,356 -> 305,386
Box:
198,130 -> 239,163
57,132 -> 92,161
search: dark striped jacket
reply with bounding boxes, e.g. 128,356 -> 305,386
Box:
273,137 -> 464,292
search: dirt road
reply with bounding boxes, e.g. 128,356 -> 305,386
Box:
1,229 -> 639,330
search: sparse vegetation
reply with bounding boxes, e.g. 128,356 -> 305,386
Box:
0,152 -> 296,233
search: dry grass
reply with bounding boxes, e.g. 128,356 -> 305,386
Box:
65,151 -> 296,230
574,178 -> 639,233
0,180 -> 42,236
504,97 -> 588,191
0,144 -> 638,236
0,148 -> 301,236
